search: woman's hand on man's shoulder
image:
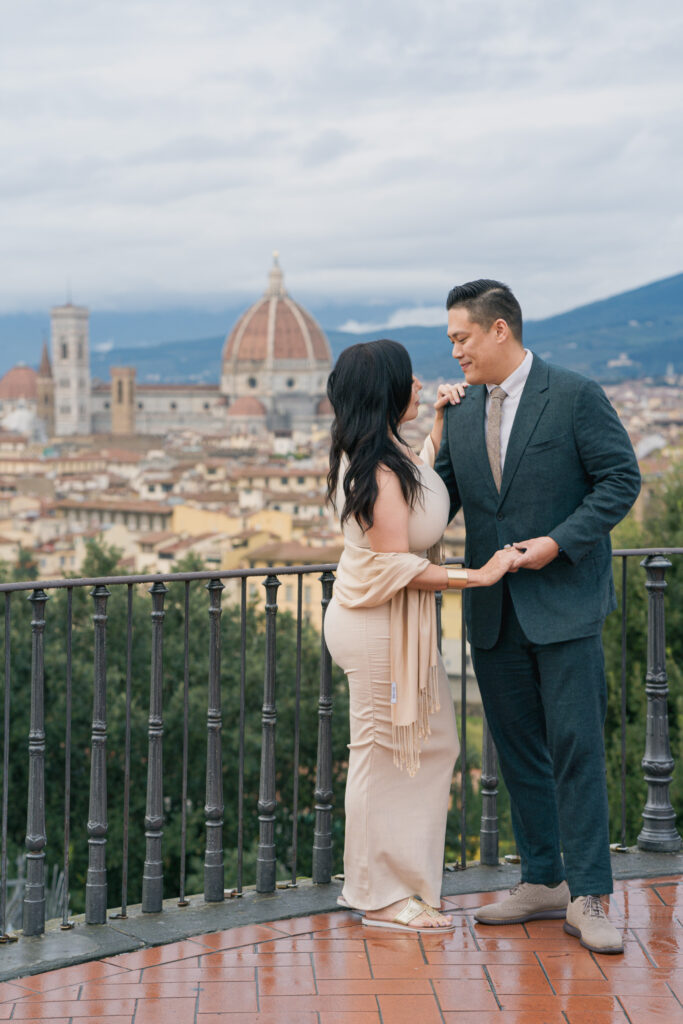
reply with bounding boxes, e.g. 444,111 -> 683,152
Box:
434,381 -> 468,417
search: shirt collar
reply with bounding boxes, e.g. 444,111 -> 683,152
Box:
486,349 -> 533,400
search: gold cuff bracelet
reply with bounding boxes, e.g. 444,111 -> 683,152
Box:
446,568 -> 468,587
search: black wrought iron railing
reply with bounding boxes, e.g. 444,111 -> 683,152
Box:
0,548 -> 681,942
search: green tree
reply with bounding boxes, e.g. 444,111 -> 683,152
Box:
602,465 -> 683,845
2,543 -> 349,914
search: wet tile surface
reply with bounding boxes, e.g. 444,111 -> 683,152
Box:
3,876 -> 683,1021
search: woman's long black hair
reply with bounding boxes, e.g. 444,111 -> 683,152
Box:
326,339 -> 423,529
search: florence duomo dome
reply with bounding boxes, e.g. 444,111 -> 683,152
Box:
220,253 -> 333,432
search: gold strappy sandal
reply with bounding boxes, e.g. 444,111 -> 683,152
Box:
362,897 -> 455,933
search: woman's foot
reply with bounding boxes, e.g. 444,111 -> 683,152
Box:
339,894 -> 449,914
364,897 -> 453,930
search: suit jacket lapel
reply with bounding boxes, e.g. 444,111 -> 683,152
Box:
498,355 -> 549,504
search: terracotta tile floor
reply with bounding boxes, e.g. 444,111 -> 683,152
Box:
2,876 -> 683,1022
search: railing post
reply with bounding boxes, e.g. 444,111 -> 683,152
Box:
435,589 -> 443,654
460,598 -> 467,868
142,580 -> 168,912
23,588 -> 49,936
204,579 -> 224,902
86,584 -> 110,925
479,714 -> 499,865
638,554 -> 681,851
313,570 -> 335,884
257,574 -> 280,892
1,594 -> 12,941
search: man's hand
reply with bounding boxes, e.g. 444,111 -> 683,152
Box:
509,536 -> 560,571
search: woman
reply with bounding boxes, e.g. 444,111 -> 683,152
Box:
324,339 -> 517,933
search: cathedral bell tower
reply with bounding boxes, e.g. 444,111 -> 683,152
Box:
51,303 -> 91,436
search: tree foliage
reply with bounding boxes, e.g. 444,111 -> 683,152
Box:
2,544 -> 353,913
602,466 -> 683,845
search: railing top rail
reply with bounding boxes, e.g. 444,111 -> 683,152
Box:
0,547 -> 679,594
611,548 -> 683,557
0,564 -> 339,594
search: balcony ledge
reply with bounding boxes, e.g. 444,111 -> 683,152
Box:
2,847 -> 683,985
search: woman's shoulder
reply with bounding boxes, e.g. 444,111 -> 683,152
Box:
375,462 -> 404,491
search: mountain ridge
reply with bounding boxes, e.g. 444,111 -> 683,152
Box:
1,272 -> 681,383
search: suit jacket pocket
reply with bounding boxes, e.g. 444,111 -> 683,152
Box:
526,431 -> 571,453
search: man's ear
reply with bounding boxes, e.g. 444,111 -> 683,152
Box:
494,318 -> 509,344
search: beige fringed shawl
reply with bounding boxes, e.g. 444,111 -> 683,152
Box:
333,540 -> 441,776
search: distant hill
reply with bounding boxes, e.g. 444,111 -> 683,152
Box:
1,273 -> 681,383
90,336 -> 226,384
523,272 -> 683,381
0,309 -> 247,376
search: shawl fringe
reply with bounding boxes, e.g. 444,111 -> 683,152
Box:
392,664 -> 440,777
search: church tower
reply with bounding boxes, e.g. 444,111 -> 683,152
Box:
110,366 -> 136,435
51,303 -> 91,436
36,341 -> 55,438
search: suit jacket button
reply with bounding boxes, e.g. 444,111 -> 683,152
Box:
496,512 -> 504,521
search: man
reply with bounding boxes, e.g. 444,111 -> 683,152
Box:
434,279 -> 640,954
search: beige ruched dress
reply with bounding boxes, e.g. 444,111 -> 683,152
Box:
324,447 -> 460,911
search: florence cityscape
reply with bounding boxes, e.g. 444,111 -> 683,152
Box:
1,1 -> 683,1019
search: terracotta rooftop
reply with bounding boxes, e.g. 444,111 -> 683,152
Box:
263,490 -> 327,505
0,364 -> 38,401
99,450 -> 145,462
137,530 -> 176,546
175,491 -> 235,506
246,540 -> 343,564
230,464 -> 326,481
157,532 -> 225,554
54,497 -> 172,515
227,396 -> 267,417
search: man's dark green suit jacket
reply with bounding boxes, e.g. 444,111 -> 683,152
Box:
434,355 -> 641,649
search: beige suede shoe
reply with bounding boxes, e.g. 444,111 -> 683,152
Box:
564,895 -> 624,954
474,881 -> 570,925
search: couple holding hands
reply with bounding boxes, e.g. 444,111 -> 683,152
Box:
324,279 -> 641,955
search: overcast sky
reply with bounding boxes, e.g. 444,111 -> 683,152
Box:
2,0 -> 682,322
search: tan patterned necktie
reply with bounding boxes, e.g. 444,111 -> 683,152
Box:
486,386 -> 507,491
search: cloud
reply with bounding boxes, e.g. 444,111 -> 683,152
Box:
339,306 -> 448,333
1,0 -> 682,319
